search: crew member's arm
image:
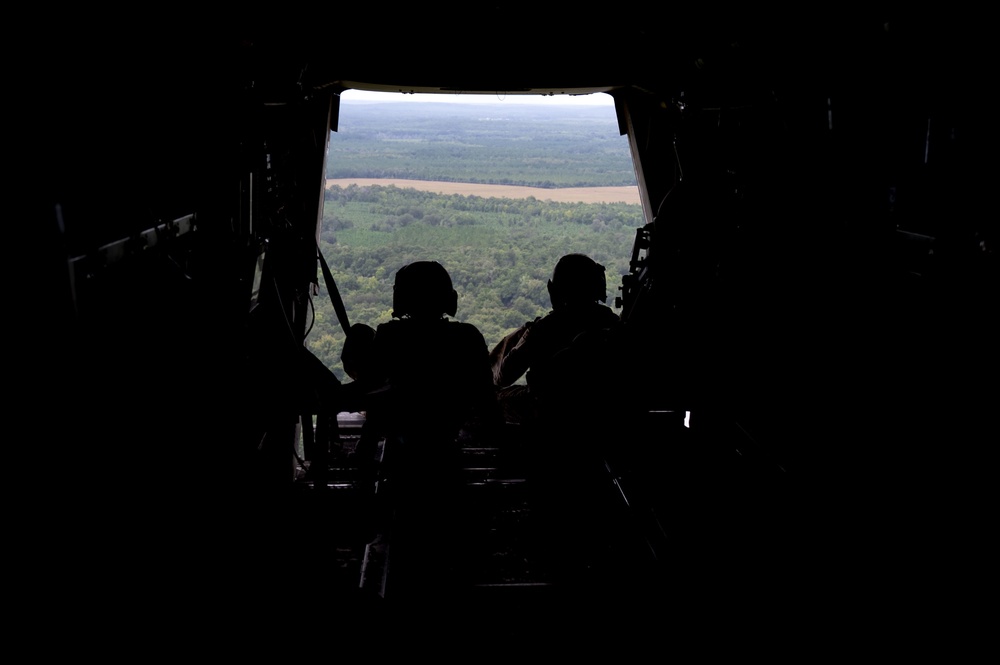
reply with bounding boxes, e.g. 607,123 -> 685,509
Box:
489,321 -> 535,387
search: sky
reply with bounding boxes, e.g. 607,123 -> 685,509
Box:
340,89 -> 614,106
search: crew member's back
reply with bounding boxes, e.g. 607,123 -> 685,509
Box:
367,261 -> 498,445
361,260 -> 500,602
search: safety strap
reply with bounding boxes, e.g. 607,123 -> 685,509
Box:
302,244 -> 350,469
317,245 -> 351,332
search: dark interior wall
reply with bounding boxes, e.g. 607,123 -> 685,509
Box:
611,15 -> 993,485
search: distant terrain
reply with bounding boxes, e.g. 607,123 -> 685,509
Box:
326,178 -> 640,205
330,101 -> 636,188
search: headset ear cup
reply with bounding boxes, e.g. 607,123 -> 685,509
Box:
391,285 -> 404,318
445,289 -> 458,317
391,265 -> 409,317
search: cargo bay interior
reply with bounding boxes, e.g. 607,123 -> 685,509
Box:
23,9 -> 993,645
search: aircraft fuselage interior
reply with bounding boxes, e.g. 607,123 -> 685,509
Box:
26,10 -> 993,641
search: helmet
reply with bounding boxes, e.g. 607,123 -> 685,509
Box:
391,260 -> 458,318
548,253 -> 607,306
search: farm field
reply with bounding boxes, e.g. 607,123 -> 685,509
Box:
326,178 -> 641,205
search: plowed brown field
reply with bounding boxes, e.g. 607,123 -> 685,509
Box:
326,178 -> 640,205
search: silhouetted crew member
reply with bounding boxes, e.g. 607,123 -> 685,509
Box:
360,260 -> 500,602
490,253 -> 621,425
365,260 -> 501,447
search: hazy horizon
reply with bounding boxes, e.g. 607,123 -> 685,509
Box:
340,89 -> 614,107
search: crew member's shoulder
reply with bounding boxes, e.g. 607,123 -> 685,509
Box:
596,304 -> 622,325
446,319 -> 488,339
374,319 -> 406,337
